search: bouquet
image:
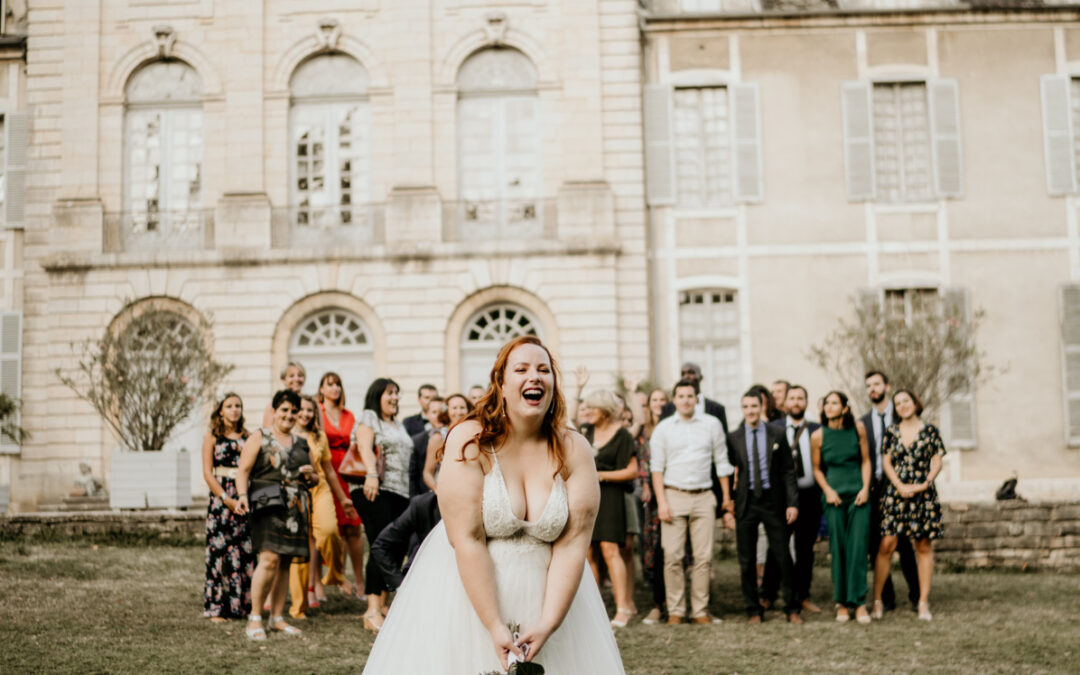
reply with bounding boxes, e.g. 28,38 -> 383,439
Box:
480,622 -> 544,675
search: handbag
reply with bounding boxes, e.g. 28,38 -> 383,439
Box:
249,482 -> 286,514
338,443 -> 385,484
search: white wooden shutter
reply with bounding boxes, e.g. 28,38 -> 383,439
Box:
928,79 -> 963,198
1041,75 -> 1077,196
3,112 -> 28,229
841,81 -> 875,201
942,287 -> 977,449
643,84 -> 676,206
1059,284 -> 1080,446
0,311 -> 22,454
732,83 -> 763,203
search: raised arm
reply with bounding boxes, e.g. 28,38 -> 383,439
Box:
623,372 -> 645,438
518,432 -> 600,663
437,422 -> 521,669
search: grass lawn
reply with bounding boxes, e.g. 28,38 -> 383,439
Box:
1,540 -> 1078,674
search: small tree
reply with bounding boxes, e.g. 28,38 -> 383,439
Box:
808,292 -> 995,419
57,303 -> 234,452
0,392 -> 29,446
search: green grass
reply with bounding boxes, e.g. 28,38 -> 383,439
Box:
1,540 -> 1078,674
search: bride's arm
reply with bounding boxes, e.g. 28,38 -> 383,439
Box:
519,431 -> 600,662
436,421 -> 522,668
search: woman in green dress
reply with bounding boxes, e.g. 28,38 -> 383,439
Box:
236,389 -> 317,641
872,389 -> 945,622
810,390 -> 872,624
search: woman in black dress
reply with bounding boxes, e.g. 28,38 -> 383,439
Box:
200,393 -> 254,622
581,389 -> 639,628
872,388 -> 945,622
236,389 -> 318,640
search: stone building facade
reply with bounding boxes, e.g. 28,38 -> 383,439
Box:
3,0 -> 1080,511
2,0 -> 648,511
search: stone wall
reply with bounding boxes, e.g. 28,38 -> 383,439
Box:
935,501 -> 1080,570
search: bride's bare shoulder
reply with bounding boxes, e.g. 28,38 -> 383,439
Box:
444,420 -> 490,471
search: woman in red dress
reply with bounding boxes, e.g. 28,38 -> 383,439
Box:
318,372 -> 364,598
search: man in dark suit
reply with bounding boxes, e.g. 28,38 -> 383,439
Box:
402,383 -> 438,438
370,491 -> 441,592
408,396 -> 444,497
727,389 -> 802,624
862,370 -> 919,612
659,363 -> 728,517
762,385 -> 823,613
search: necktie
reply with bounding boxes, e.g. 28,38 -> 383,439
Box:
790,423 -> 806,479
751,427 -> 764,499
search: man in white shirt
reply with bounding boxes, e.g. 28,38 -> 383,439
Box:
651,380 -> 734,625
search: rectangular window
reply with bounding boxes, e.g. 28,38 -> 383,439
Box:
124,107 -> 203,235
673,87 -> 733,208
884,287 -> 940,325
679,289 -> 740,413
291,102 -> 371,232
872,83 -> 933,204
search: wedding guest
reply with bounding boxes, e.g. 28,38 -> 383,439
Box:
862,370 -> 920,612
402,383 -> 438,438
762,385 -> 822,613
201,393 -> 254,622
581,389 -> 639,628
263,361 -> 305,427
728,390 -> 801,624
771,380 -> 791,416
288,395 -> 358,617
422,393 -> 474,492
409,396 -> 445,496
811,391 -> 872,624
467,384 -> 485,405
748,383 -> 782,423
352,377 -> 414,631
872,389 -> 945,622
370,491 -> 442,592
236,389 -> 317,640
318,372 -> 364,598
638,388 -> 669,624
651,380 -> 733,625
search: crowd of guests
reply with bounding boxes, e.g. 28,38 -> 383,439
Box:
199,359 -> 946,640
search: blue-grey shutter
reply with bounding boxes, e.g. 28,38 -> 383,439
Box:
643,84 -> 676,207
0,311 -> 22,454
841,81 -> 875,201
732,83 -> 763,203
928,79 -> 963,198
1041,75 -> 1077,196
3,112 -> 28,229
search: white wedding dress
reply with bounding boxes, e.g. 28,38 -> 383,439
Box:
362,453 -> 626,674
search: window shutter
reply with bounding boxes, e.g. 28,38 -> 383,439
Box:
732,83 -> 764,203
942,287 -> 977,449
841,81 -> 875,201
643,84 -> 676,207
1041,75 -> 1077,196
1059,284 -> 1080,446
0,311 -> 22,455
3,112 -> 28,229
928,79 -> 963,198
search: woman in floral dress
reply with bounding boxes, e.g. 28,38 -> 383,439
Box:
200,393 -> 254,622
872,388 -> 946,622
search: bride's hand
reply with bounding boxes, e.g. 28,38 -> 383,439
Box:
516,622 -> 554,663
489,623 -> 523,671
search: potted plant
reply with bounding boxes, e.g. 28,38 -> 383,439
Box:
57,302 -> 233,509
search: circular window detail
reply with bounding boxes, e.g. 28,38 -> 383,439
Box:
464,304 -> 539,344
288,309 -> 374,398
292,310 -> 371,350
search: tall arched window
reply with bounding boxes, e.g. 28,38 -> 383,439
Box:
456,48 -> 542,239
289,54 -> 372,243
679,289 -> 741,414
288,308 -> 375,399
459,303 -> 540,391
124,60 -> 203,246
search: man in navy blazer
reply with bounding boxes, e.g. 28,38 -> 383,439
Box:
727,390 -> 801,624
762,385 -> 823,612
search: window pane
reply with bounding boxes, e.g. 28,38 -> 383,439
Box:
873,82 -> 932,203
674,87 -> 732,208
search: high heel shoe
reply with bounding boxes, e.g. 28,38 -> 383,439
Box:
363,610 -> 383,632
307,587 -> 320,609
610,608 -> 633,628
871,599 -> 884,620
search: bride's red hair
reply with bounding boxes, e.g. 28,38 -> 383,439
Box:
454,335 -> 569,478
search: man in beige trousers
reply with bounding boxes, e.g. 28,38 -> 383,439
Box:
651,379 -> 734,625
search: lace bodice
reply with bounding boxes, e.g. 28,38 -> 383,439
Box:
482,454 -> 568,544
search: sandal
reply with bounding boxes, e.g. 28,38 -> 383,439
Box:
610,608 -> 634,628
835,606 -> 850,623
307,587 -> 320,609
871,600 -> 884,620
245,615 -> 267,641
855,606 -> 871,625
270,615 -> 302,636
363,610 -> 383,633
918,602 -> 932,621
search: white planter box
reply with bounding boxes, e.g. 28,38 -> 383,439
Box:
109,447 -> 193,509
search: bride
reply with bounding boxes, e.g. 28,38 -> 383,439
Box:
362,336 -> 625,673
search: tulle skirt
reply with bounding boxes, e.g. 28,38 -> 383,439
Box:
362,521 -> 625,674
